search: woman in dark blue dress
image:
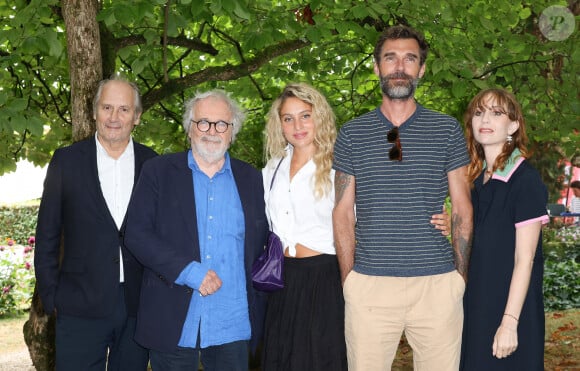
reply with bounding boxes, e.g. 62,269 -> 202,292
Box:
460,88 -> 549,370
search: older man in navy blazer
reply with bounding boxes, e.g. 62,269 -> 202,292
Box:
124,89 -> 268,371
34,78 -> 157,370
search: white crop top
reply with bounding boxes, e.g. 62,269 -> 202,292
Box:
262,146 -> 336,257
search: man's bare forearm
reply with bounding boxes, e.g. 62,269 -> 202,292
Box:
333,212 -> 355,284
333,171 -> 356,284
452,210 -> 473,281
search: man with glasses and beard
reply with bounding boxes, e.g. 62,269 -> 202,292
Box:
332,25 -> 473,371
123,90 -> 268,370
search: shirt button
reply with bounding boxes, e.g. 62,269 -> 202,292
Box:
208,235 -> 212,240
209,197 -> 214,201
206,255 -> 211,259
209,215 -> 213,220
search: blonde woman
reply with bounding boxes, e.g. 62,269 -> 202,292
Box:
261,83 -> 346,370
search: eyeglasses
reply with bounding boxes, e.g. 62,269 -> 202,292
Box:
387,127 -> 402,161
191,119 -> 233,133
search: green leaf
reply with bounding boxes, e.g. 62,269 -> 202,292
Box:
451,80 -> 468,98
97,7 -> 117,27
190,3 -> 212,22
305,27 -> 322,43
471,79 -> 489,90
430,58 -> 444,75
233,0 -> 251,20
10,98 -> 27,111
9,115 -> 28,132
479,17 -> 496,32
143,29 -> 158,45
114,4 -> 136,25
519,7 -> 531,20
166,12 -> 189,37
135,2 -> 155,21
131,56 -> 148,75
459,68 -> 473,79
41,29 -> 63,57
351,5 -> 370,19
25,115 -> 44,137
571,47 -> 580,65
209,0 -> 223,15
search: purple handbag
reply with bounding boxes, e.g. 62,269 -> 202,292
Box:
251,231 -> 284,291
251,158 -> 285,292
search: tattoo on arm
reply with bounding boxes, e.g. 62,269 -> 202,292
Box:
333,170 -> 355,284
334,171 -> 352,205
452,213 -> 472,279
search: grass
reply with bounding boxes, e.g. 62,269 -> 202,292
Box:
545,310 -> 580,370
1,309 -> 578,369
0,314 -> 29,354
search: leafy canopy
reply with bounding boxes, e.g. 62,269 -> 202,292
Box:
0,0 -> 578,196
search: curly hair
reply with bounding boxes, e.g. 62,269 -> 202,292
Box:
464,88 -> 529,184
264,83 -> 337,199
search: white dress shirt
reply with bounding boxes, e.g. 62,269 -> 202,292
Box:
262,145 -> 336,256
96,133 -> 135,282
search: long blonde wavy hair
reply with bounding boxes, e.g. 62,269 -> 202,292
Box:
264,83 -> 337,199
464,88 -> 529,184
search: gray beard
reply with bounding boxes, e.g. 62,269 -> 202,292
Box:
380,73 -> 419,100
192,137 -> 228,164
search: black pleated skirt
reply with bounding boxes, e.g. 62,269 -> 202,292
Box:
261,254 -> 347,371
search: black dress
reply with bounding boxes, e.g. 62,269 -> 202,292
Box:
460,159 -> 547,371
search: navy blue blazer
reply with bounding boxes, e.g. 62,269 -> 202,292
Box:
124,151 -> 269,353
34,136 -> 157,317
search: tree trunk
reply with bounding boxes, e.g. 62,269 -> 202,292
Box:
23,287 -> 55,371
24,1 -> 103,369
62,0 -> 102,142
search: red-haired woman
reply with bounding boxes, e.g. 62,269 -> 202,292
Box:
460,88 -> 549,370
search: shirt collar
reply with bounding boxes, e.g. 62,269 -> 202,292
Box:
95,132 -> 134,159
485,149 -> 524,183
187,150 -> 232,175
375,103 -> 423,129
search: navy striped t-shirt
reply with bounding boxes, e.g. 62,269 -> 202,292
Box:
333,105 -> 470,277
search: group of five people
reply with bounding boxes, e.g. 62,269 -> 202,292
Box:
34,24 -> 548,371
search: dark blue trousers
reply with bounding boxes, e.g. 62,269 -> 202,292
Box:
150,340 -> 249,371
55,285 -> 149,371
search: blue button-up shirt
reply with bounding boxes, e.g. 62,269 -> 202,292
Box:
175,150 -> 249,348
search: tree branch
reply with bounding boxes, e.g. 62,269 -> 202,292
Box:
114,34 -> 218,56
162,1 -> 170,82
141,38 -> 310,110
473,56 -> 560,79
211,27 -> 268,100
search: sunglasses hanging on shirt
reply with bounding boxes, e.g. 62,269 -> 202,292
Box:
387,127 -> 402,161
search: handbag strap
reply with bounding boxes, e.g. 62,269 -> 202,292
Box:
267,157 -> 284,228
269,157 -> 284,191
